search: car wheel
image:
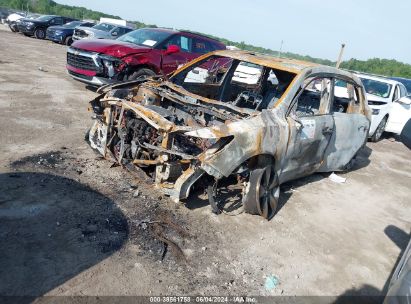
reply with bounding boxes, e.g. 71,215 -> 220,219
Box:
64,36 -> 73,46
400,118 -> 411,149
243,165 -> 279,220
34,28 -> 46,39
370,116 -> 388,142
9,24 -> 17,32
126,68 -> 156,81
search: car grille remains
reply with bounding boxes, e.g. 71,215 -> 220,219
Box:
67,51 -> 99,71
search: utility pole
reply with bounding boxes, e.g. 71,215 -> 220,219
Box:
336,43 -> 346,68
278,40 -> 284,57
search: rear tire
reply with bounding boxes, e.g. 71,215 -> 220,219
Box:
34,28 -> 46,39
370,116 -> 387,142
126,68 -> 155,81
64,35 -> 73,46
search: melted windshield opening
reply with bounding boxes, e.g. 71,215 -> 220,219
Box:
116,28 -> 172,47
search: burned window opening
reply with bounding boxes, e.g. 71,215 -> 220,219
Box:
171,56 -> 295,112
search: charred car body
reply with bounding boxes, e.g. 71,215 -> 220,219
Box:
88,50 -> 371,219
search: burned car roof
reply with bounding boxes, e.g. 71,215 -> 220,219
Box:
174,50 -> 360,76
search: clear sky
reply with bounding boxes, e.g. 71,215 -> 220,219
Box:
55,0 -> 411,64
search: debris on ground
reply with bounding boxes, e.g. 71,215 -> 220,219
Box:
329,173 -> 347,183
265,275 -> 279,291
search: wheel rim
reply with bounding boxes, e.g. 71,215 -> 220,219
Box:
375,118 -> 387,140
37,30 -> 44,39
256,166 -> 279,219
244,166 -> 279,219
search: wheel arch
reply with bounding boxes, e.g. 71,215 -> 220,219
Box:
125,63 -> 159,75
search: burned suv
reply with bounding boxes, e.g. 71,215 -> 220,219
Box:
88,50 -> 371,219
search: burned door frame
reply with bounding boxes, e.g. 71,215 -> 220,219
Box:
318,78 -> 370,171
279,74 -> 335,183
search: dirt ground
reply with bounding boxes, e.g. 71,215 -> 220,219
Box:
0,24 -> 410,301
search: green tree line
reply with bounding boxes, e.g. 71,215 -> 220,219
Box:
0,0 -> 120,20
2,0 -> 411,78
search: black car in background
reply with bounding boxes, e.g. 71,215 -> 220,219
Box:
391,77 -> 411,95
9,13 -> 42,32
46,20 -> 94,46
17,15 -> 77,39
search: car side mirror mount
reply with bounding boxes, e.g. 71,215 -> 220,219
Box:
111,31 -> 118,36
290,113 -> 303,128
398,96 -> 411,105
165,44 -> 180,55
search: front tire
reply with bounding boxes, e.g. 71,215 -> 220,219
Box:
9,24 -> 17,32
370,116 -> 387,142
126,68 -> 156,81
34,28 -> 46,39
64,35 -> 73,46
243,166 -> 279,220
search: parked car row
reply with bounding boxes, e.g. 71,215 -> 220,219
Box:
337,73 -> 411,141
5,13 -> 137,46
46,20 -> 95,46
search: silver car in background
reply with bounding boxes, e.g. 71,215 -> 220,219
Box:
73,22 -> 133,41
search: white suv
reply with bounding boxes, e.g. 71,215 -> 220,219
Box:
356,73 -> 409,141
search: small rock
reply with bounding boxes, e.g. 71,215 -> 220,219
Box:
133,190 -> 140,197
201,246 -> 207,251
56,222 -> 60,226
85,224 -> 98,234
